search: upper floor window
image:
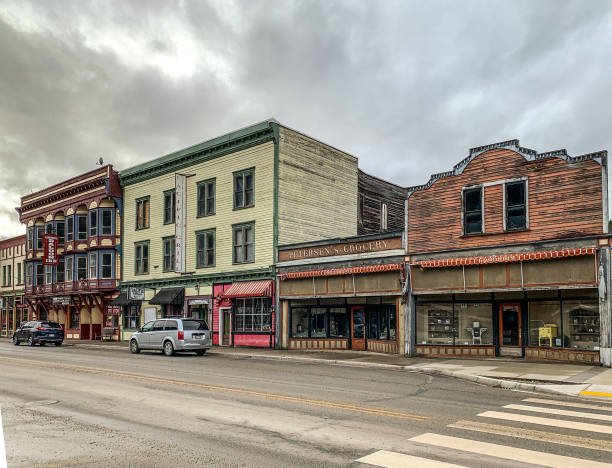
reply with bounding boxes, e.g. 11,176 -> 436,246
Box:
136,197 -> 150,230
77,215 -> 87,240
233,222 -> 254,264
381,203 -> 388,231
27,228 -> 33,251
17,262 -> 22,285
101,252 -> 113,279
66,217 -> 74,242
26,263 -> 33,286
36,226 -> 44,249
506,181 -> 527,230
197,179 -> 215,217
65,257 -> 74,282
45,265 -> 53,285
56,221 -> 65,244
234,169 -> 254,209
135,241 -> 149,275
89,211 -> 97,237
196,229 -> 215,268
163,190 -> 175,225
6,265 -> 11,286
162,237 -> 175,272
57,259 -> 64,283
35,264 -> 44,285
2,265 -> 6,287
45,222 -> 53,234
463,187 -> 483,234
88,252 -> 97,279
101,209 -> 113,235
77,256 -> 87,280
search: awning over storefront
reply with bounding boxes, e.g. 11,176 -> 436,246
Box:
110,292 -> 141,306
279,263 -> 403,280
149,287 -> 185,305
412,247 -> 596,269
222,280 -> 273,298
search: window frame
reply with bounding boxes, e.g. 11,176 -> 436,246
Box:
162,236 -> 175,272
233,168 -> 255,210
36,226 -> 44,250
26,263 -> 33,287
462,186 -> 484,235
76,215 -> 87,240
135,196 -> 150,230
197,178 -> 216,217
233,298 -> 272,332
66,216 -> 74,242
89,210 -> 97,237
56,220 -> 65,244
26,227 -> 33,251
45,265 -> 53,285
163,190 -> 176,225
232,222 -> 255,264
65,256 -> 74,282
134,241 -> 150,275
88,251 -> 97,280
56,258 -> 64,283
195,229 -> 215,268
100,208 -> 113,236
35,263 -> 44,286
101,252 -> 113,279
504,178 -> 529,231
76,255 -> 87,281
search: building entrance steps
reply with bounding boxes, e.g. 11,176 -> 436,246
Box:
5,338 -> 612,400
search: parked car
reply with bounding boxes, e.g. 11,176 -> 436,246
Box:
130,318 -> 212,356
13,321 -> 64,346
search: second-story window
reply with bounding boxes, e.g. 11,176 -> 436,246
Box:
17,262 -> 22,285
89,211 -> 97,237
135,241 -> 149,275
6,265 -> 11,286
77,256 -> 87,280
101,209 -> 112,235
233,223 -> 254,264
136,197 -> 150,230
27,228 -> 33,251
234,169 -> 254,209
56,221 -> 65,244
66,217 -> 74,242
77,216 -> 87,240
196,229 -> 215,268
88,252 -> 97,279
26,263 -> 33,286
45,265 -> 53,285
35,264 -> 44,285
197,179 -> 215,217
163,190 -> 175,224
506,181 -> 527,230
36,226 -> 44,249
162,237 -> 175,272
101,252 -> 113,279
463,187 -> 483,234
57,259 -> 64,283
45,222 -> 53,234
65,257 -> 73,282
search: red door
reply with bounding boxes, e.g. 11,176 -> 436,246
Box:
351,306 -> 366,350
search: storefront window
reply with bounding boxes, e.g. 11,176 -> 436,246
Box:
455,303 -> 493,346
329,308 -> 348,338
291,308 -> 308,337
528,301 -> 561,348
234,298 -> 272,332
290,304 -> 349,339
367,306 -> 396,341
123,305 -> 140,329
310,308 -> 327,338
70,308 -> 79,328
563,300 -> 599,350
416,303 -> 455,345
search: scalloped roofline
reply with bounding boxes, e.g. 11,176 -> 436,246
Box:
406,139 -> 607,197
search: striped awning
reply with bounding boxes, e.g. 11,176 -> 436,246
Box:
280,263 -> 403,280
412,247 -> 596,269
222,280 -> 274,298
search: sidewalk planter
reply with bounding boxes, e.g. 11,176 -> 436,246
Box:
405,140 -> 611,366
277,232 -> 405,354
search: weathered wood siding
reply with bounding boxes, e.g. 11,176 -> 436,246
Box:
277,127 -> 358,245
123,142 -> 275,283
407,149 -> 604,254
358,170 -> 405,235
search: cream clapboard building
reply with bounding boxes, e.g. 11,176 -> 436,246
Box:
118,119 -> 373,346
0,235 -> 26,338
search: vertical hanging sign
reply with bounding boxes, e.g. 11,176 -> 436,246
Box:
42,234 -> 59,266
175,173 -> 187,273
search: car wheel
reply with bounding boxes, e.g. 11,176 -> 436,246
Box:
40,342 -> 46,346
130,339 -> 141,354
12,335 -> 19,346
28,336 -> 35,347
195,349 -> 206,356
55,342 -> 62,347
163,340 -> 175,356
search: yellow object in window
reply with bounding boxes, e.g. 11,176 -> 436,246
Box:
538,323 -> 558,347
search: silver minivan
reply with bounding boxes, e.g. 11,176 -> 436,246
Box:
130,318 -> 212,356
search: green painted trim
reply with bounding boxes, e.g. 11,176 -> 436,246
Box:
161,236 -> 175,272
119,121 -> 275,186
196,178 -> 216,217
271,122 -> 280,264
232,221 -> 255,265
162,189 -> 176,225
118,266 -> 274,290
134,240 -> 150,276
232,167 -> 255,210
195,228 -> 216,269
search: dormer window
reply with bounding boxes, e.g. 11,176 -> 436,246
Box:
463,187 -> 483,234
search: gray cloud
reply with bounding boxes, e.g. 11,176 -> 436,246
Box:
1,0 -> 611,239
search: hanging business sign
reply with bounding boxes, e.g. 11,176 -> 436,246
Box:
52,296 -> 71,306
174,173 -> 187,274
42,233 -> 59,266
106,305 -> 121,315
128,287 -> 145,301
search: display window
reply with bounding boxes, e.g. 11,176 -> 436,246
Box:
416,302 -> 493,345
562,300 -> 599,350
528,301 -> 561,348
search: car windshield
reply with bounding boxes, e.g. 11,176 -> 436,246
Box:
182,320 -> 209,330
41,322 -> 62,329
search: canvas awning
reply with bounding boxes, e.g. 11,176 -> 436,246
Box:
110,292 -> 141,306
149,287 -> 185,305
279,263 -> 403,280
222,280 -> 273,298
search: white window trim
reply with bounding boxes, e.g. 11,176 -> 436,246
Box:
65,257 -> 74,282
88,252 -> 97,279
461,185 -> 485,234
502,177 -> 529,231
101,252 -> 113,279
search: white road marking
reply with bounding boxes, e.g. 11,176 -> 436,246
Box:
0,409 -> 7,468
478,410 -> 612,435
522,397 -> 612,412
448,419 -> 612,452
357,450 -> 467,468
409,433 -> 612,468
504,403 -> 612,422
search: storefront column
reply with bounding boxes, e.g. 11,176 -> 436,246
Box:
404,268 -> 415,357
599,246 -> 612,367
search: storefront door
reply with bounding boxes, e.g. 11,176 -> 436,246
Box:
499,303 -> 522,356
219,307 -> 231,346
350,306 -> 365,350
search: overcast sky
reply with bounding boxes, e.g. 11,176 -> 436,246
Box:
1,0 -> 611,238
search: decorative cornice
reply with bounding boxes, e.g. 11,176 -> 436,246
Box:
119,120 -> 278,186
406,139 -> 608,197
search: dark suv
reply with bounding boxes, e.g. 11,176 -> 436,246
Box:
13,321 -> 64,346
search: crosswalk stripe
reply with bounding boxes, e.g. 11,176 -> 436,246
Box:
478,410 -> 612,435
357,450 -> 467,468
409,433 -> 612,468
523,397 -> 612,412
503,403 -> 612,422
448,420 -> 612,453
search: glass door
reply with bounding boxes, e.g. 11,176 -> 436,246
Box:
498,303 -> 522,355
350,306 -> 365,350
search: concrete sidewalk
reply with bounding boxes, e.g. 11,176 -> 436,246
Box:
59,339 -> 612,400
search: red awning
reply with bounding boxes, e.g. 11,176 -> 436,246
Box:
412,247 -> 596,269
280,263 -> 403,280
222,280 -> 274,298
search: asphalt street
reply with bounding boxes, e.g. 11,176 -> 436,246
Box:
0,342 -> 611,467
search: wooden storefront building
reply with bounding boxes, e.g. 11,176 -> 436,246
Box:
277,232 -> 405,354
18,165 -> 122,340
405,140 -> 612,366
0,235 -> 26,338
